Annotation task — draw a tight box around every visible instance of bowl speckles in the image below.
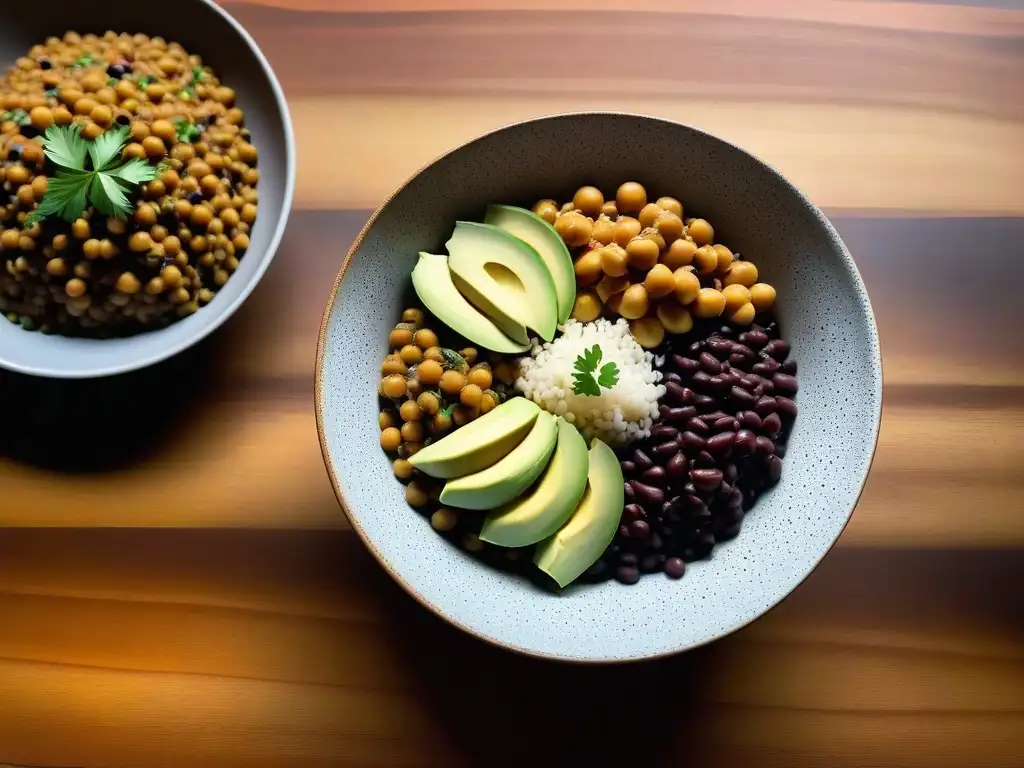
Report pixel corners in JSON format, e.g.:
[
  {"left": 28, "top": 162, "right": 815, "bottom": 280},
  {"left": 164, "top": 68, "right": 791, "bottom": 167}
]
[
  {"left": 0, "top": 1, "right": 295, "bottom": 378},
  {"left": 315, "top": 113, "right": 882, "bottom": 662}
]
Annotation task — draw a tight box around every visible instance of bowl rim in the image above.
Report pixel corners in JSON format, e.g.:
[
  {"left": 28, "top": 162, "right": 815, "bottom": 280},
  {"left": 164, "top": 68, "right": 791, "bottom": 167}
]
[
  {"left": 314, "top": 111, "right": 884, "bottom": 663},
  {"left": 0, "top": 0, "right": 297, "bottom": 379}
]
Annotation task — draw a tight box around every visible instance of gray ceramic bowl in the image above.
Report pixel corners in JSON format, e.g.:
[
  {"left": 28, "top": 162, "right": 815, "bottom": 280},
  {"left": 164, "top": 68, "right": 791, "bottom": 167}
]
[
  {"left": 0, "top": 1, "right": 294, "bottom": 378},
  {"left": 316, "top": 113, "right": 882, "bottom": 662}
]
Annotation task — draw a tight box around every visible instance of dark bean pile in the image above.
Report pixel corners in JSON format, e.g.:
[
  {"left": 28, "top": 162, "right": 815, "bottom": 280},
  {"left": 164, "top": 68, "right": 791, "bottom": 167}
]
[{"left": 581, "top": 317, "right": 799, "bottom": 585}]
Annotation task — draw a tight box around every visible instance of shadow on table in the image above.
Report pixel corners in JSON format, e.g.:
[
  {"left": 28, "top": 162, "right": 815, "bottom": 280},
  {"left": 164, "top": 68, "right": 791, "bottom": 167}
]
[{"left": 0, "top": 333, "right": 221, "bottom": 473}]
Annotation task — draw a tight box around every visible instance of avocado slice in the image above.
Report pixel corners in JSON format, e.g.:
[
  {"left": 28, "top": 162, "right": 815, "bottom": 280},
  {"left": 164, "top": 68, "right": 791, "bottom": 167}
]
[
  {"left": 440, "top": 411, "right": 558, "bottom": 511},
  {"left": 411, "top": 252, "right": 530, "bottom": 355},
  {"left": 409, "top": 398, "right": 539, "bottom": 480},
  {"left": 534, "top": 439, "right": 625, "bottom": 588},
  {"left": 479, "top": 418, "right": 589, "bottom": 547},
  {"left": 446, "top": 221, "right": 558, "bottom": 343},
  {"left": 484, "top": 205, "right": 576, "bottom": 325}
]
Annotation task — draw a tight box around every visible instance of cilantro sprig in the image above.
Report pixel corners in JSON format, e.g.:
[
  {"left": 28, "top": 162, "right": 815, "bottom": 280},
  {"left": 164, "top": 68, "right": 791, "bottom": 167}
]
[
  {"left": 173, "top": 117, "right": 202, "bottom": 144},
  {"left": 571, "top": 345, "right": 619, "bottom": 397},
  {"left": 25, "top": 124, "right": 159, "bottom": 227},
  {"left": 179, "top": 65, "right": 205, "bottom": 99}
]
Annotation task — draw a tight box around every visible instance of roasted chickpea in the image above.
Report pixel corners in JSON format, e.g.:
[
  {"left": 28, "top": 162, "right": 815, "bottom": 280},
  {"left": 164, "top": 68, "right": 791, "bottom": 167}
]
[
  {"left": 619, "top": 284, "right": 650, "bottom": 320},
  {"left": 401, "top": 420, "right": 425, "bottom": 443},
  {"left": 654, "top": 196, "right": 683, "bottom": 218},
  {"left": 413, "top": 328, "right": 438, "bottom": 349},
  {"left": 399, "top": 400, "right": 423, "bottom": 422},
  {"left": 571, "top": 291, "right": 602, "bottom": 322},
  {"left": 380, "top": 427, "right": 402, "bottom": 452},
  {"left": 687, "top": 218, "right": 714, "bottom": 246},
  {"left": 460, "top": 384, "right": 483, "bottom": 409},
  {"left": 724, "top": 260, "right": 758, "bottom": 287},
  {"left": 554, "top": 211, "right": 593, "bottom": 247},
  {"left": 692, "top": 245, "right": 718, "bottom": 275},
  {"left": 673, "top": 268, "right": 700, "bottom": 305},
  {"left": 381, "top": 354, "right": 407, "bottom": 376},
  {"left": 572, "top": 186, "right": 604, "bottom": 218},
  {"left": 749, "top": 283, "right": 776, "bottom": 312},
  {"left": 662, "top": 238, "right": 696, "bottom": 271},
  {"left": 600, "top": 200, "right": 618, "bottom": 218},
  {"left": 431, "top": 507, "right": 458, "bottom": 532},
  {"left": 729, "top": 302, "right": 756, "bottom": 326},
  {"left": 631, "top": 316, "right": 665, "bottom": 349},
  {"left": 399, "top": 344, "right": 423, "bottom": 365},
  {"left": 468, "top": 365, "right": 492, "bottom": 389},
  {"left": 416, "top": 359, "right": 443, "bottom": 386},
  {"left": 440, "top": 370, "right": 466, "bottom": 396},
  {"left": 615, "top": 181, "right": 647, "bottom": 216},
  {"left": 654, "top": 211, "right": 684, "bottom": 244},
  {"left": 598, "top": 244, "right": 628, "bottom": 277},
  {"left": 612, "top": 216, "right": 642, "bottom": 247},
  {"left": 656, "top": 299, "right": 694, "bottom": 334},
  {"left": 713, "top": 244, "right": 734, "bottom": 272},
  {"left": 531, "top": 199, "right": 559, "bottom": 224},
  {"left": 592, "top": 216, "right": 615, "bottom": 245},
  {"left": 638, "top": 202, "right": 663, "bottom": 229},
  {"left": 595, "top": 274, "right": 630, "bottom": 303},
  {"left": 379, "top": 411, "right": 395, "bottom": 430},
  {"left": 643, "top": 264, "right": 675, "bottom": 298},
  {"left": 625, "top": 237, "right": 659, "bottom": 271},
  {"left": 722, "top": 283, "right": 751, "bottom": 314},
  {"left": 692, "top": 288, "right": 726, "bottom": 318},
  {"left": 574, "top": 248, "right": 603, "bottom": 286}
]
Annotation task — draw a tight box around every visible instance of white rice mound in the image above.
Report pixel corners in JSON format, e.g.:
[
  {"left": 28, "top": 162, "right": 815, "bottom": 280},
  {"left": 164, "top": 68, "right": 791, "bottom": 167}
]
[{"left": 516, "top": 318, "right": 666, "bottom": 446}]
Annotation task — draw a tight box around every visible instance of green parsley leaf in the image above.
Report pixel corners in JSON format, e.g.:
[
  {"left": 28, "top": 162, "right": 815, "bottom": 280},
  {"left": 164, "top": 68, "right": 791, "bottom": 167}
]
[
  {"left": 570, "top": 344, "right": 618, "bottom": 397},
  {"left": 87, "top": 124, "right": 130, "bottom": 171},
  {"left": 137, "top": 75, "right": 154, "bottom": 88},
  {"left": 71, "top": 54, "right": 94, "bottom": 69},
  {"left": 25, "top": 170, "right": 91, "bottom": 226},
  {"left": 172, "top": 117, "right": 202, "bottom": 144},
  {"left": 597, "top": 361, "right": 619, "bottom": 389},
  {"left": 41, "top": 123, "right": 88, "bottom": 170},
  {"left": 106, "top": 157, "right": 159, "bottom": 186}
]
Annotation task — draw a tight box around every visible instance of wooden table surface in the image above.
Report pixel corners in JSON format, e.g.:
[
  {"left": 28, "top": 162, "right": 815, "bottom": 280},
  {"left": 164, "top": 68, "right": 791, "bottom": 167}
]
[{"left": 1, "top": 2, "right": 1022, "bottom": 766}]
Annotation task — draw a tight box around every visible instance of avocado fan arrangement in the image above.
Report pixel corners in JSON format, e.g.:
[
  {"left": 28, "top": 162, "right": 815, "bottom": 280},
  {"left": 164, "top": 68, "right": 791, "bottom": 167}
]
[{"left": 378, "top": 182, "right": 797, "bottom": 589}]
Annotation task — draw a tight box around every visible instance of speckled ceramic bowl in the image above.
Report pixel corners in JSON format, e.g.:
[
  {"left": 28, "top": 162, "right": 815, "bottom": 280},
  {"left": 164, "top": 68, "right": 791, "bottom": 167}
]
[
  {"left": 0, "top": 1, "right": 294, "bottom": 378},
  {"left": 315, "top": 113, "right": 882, "bottom": 662}
]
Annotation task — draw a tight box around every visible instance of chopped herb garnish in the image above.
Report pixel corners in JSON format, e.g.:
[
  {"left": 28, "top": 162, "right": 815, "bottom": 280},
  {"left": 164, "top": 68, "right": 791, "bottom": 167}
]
[
  {"left": 571, "top": 344, "right": 619, "bottom": 397},
  {"left": 172, "top": 117, "right": 202, "bottom": 144},
  {"left": 107, "top": 77, "right": 118, "bottom": 87},
  {"left": 137, "top": 75, "right": 154, "bottom": 89},
  {"left": 71, "top": 53, "right": 94, "bottom": 69},
  {"left": 44, "top": 87, "right": 59, "bottom": 100},
  {"left": 1, "top": 109, "right": 31, "bottom": 127},
  {"left": 439, "top": 347, "right": 468, "bottom": 372},
  {"left": 25, "top": 123, "right": 159, "bottom": 228},
  {"left": 180, "top": 66, "right": 206, "bottom": 99}
]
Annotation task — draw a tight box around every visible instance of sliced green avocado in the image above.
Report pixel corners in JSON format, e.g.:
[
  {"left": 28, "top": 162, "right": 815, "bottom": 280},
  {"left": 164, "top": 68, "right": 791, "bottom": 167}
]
[
  {"left": 409, "top": 398, "right": 539, "bottom": 480},
  {"left": 484, "top": 205, "right": 576, "bottom": 325},
  {"left": 446, "top": 221, "right": 557, "bottom": 343},
  {"left": 411, "top": 252, "right": 530, "bottom": 355},
  {"left": 534, "top": 439, "right": 625, "bottom": 588},
  {"left": 479, "top": 418, "right": 589, "bottom": 547},
  {"left": 440, "top": 411, "right": 558, "bottom": 511}
]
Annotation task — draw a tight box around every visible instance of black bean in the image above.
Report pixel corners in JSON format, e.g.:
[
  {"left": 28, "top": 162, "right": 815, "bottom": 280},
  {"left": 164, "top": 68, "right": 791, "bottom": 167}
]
[
  {"left": 702, "top": 410, "right": 728, "bottom": 423},
  {"left": 728, "top": 486, "right": 743, "bottom": 508},
  {"left": 620, "top": 460, "right": 636, "bottom": 475},
  {"left": 739, "top": 410, "right": 763, "bottom": 430},
  {"left": 615, "top": 564, "right": 641, "bottom": 584},
  {"left": 680, "top": 431, "right": 707, "bottom": 454},
  {"left": 773, "top": 373, "right": 799, "bottom": 395},
  {"left": 652, "top": 440, "right": 680, "bottom": 458},
  {"left": 777, "top": 396, "right": 798, "bottom": 420},
  {"left": 664, "top": 381, "right": 690, "bottom": 404},
  {"left": 633, "top": 483, "right": 665, "bottom": 506},
  {"left": 763, "top": 339, "right": 790, "bottom": 361},
  {"left": 774, "top": 442, "right": 787, "bottom": 458},
  {"left": 724, "top": 462, "right": 738, "bottom": 484},
  {"left": 767, "top": 454, "right": 783, "bottom": 484},
  {"left": 755, "top": 436, "right": 775, "bottom": 455},
  {"left": 658, "top": 404, "right": 672, "bottom": 420},
  {"left": 690, "top": 529, "right": 716, "bottom": 559},
  {"left": 685, "top": 417, "right": 709, "bottom": 435},
  {"left": 718, "top": 325, "right": 736, "bottom": 337},
  {"left": 694, "top": 450, "right": 717, "bottom": 468},
  {"left": 666, "top": 451, "right": 688, "bottom": 478},
  {"left": 694, "top": 394, "right": 717, "bottom": 412},
  {"left": 667, "top": 405, "right": 698, "bottom": 423},
  {"left": 690, "top": 371, "right": 711, "bottom": 390},
  {"left": 650, "top": 532, "right": 664, "bottom": 551},
  {"left": 727, "top": 353, "right": 749, "bottom": 369},
  {"left": 762, "top": 412, "right": 783, "bottom": 438},
  {"left": 706, "top": 337, "right": 732, "bottom": 359},
  {"left": 664, "top": 557, "right": 686, "bottom": 579},
  {"left": 630, "top": 519, "right": 651, "bottom": 538},
  {"left": 581, "top": 559, "right": 611, "bottom": 582},
  {"left": 650, "top": 425, "right": 679, "bottom": 441},
  {"left": 619, "top": 552, "right": 639, "bottom": 566},
  {"left": 739, "top": 329, "right": 769, "bottom": 348},
  {"left": 670, "top": 354, "right": 700, "bottom": 375},
  {"left": 734, "top": 429, "right": 756, "bottom": 455},
  {"left": 755, "top": 396, "right": 778, "bottom": 415},
  {"left": 707, "top": 375, "right": 728, "bottom": 392},
  {"left": 752, "top": 358, "right": 780, "bottom": 376},
  {"left": 739, "top": 374, "right": 761, "bottom": 391},
  {"left": 618, "top": 523, "right": 631, "bottom": 539},
  {"left": 714, "top": 521, "right": 742, "bottom": 542},
  {"left": 731, "top": 386, "right": 756, "bottom": 408},
  {"left": 707, "top": 431, "right": 735, "bottom": 457},
  {"left": 760, "top": 378, "right": 775, "bottom": 394},
  {"left": 732, "top": 343, "right": 755, "bottom": 359},
  {"left": 781, "top": 358, "right": 797, "bottom": 375},
  {"left": 633, "top": 449, "right": 654, "bottom": 470},
  {"left": 691, "top": 468, "right": 723, "bottom": 491},
  {"left": 624, "top": 481, "right": 634, "bottom": 500},
  {"left": 688, "top": 341, "right": 704, "bottom": 354},
  {"left": 640, "top": 553, "right": 665, "bottom": 573},
  {"left": 712, "top": 415, "right": 736, "bottom": 431},
  {"left": 683, "top": 493, "right": 705, "bottom": 511},
  {"left": 699, "top": 352, "right": 723, "bottom": 374},
  {"left": 663, "top": 372, "right": 682, "bottom": 384},
  {"left": 623, "top": 503, "right": 645, "bottom": 521},
  {"left": 643, "top": 466, "right": 667, "bottom": 485}
]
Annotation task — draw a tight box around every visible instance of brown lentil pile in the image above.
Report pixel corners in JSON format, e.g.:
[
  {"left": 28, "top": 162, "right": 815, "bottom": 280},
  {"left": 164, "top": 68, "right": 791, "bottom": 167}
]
[
  {"left": 0, "top": 31, "right": 259, "bottom": 336},
  {"left": 534, "top": 182, "right": 777, "bottom": 350}
]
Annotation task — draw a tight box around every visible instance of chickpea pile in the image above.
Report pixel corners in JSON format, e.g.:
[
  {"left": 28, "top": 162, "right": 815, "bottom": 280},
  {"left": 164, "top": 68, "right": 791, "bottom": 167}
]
[
  {"left": 0, "top": 31, "right": 259, "bottom": 337},
  {"left": 378, "top": 307, "right": 518, "bottom": 530},
  {"left": 533, "top": 182, "right": 777, "bottom": 349}
]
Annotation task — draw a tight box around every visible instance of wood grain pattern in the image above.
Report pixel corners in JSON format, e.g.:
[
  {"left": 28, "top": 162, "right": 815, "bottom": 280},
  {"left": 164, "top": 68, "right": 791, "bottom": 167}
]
[{"left": 2, "top": 1, "right": 1022, "bottom": 766}]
